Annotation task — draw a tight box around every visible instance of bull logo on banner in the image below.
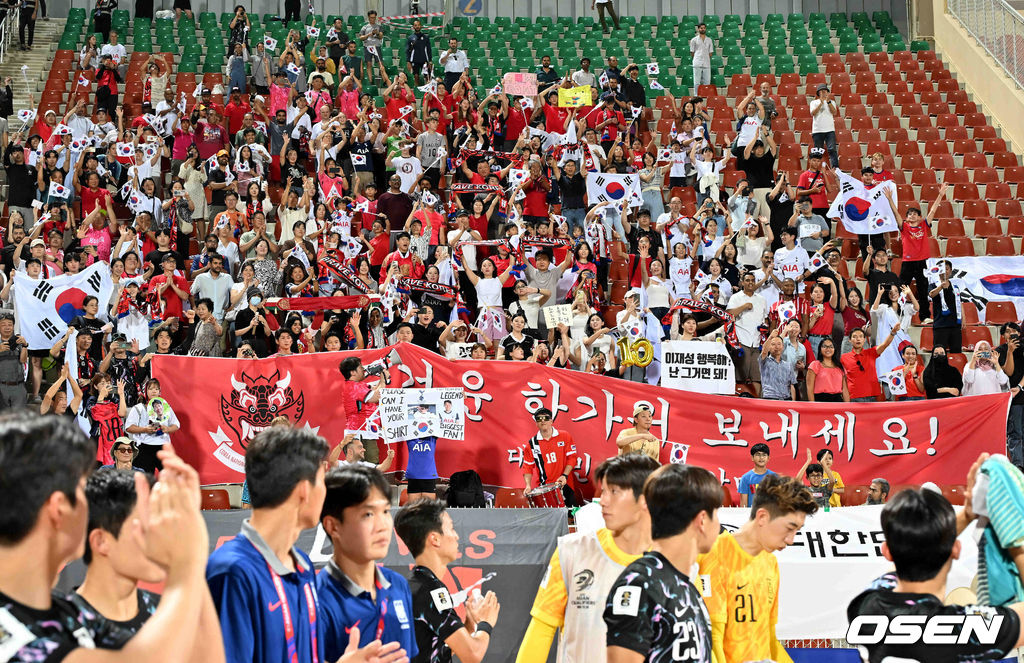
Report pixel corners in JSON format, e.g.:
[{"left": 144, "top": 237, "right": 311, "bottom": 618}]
[{"left": 209, "top": 371, "right": 306, "bottom": 472}]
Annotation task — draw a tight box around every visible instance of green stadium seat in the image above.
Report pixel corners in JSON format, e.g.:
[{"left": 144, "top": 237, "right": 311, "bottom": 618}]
[
  {"left": 774, "top": 58, "right": 795, "bottom": 75},
  {"left": 887, "top": 40, "right": 907, "bottom": 52},
  {"left": 702, "top": 15, "right": 719, "bottom": 26},
  {"left": 749, "top": 59, "right": 771, "bottom": 76}
]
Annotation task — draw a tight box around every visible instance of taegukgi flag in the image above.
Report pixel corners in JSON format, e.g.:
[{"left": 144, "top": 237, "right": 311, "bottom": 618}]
[
  {"left": 12, "top": 262, "right": 114, "bottom": 349},
  {"left": 827, "top": 169, "right": 899, "bottom": 235}
]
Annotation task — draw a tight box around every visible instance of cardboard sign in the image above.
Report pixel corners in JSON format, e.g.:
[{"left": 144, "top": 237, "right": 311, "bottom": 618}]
[
  {"left": 542, "top": 304, "right": 573, "bottom": 329},
  {"left": 379, "top": 387, "right": 466, "bottom": 442},
  {"left": 501, "top": 72, "right": 537, "bottom": 97}
]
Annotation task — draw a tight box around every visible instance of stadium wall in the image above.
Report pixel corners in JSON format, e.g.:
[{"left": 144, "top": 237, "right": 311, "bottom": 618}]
[{"left": 927, "top": 0, "right": 1024, "bottom": 154}]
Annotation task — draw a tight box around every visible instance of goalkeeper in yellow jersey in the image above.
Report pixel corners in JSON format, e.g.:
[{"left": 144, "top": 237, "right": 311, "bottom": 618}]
[
  {"left": 515, "top": 453, "right": 659, "bottom": 663},
  {"left": 697, "top": 474, "right": 818, "bottom": 663}
]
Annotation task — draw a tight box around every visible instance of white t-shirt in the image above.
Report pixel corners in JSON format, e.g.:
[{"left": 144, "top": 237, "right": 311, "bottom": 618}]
[
  {"left": 727, "top": 291, "right": 768, "bottom": 347},
  {"left": 736, "top": 115, "right": 762, "bottom": 147},
  {"left": 668, "top": 150, "right": 688, "bottom": 177},
  {"left": 447, "top": 229, "right": 477, "bottom": 272},
  {"left": 810, "top": 99, "right": 836, "bottom": 134},
  {"left": 753, "top": 268, "right": 781, "bottom": 307},
  {"left": 774, "top": 245, "right": 810, "bottom": 292},
  {"left": 126, "top": 402, "right": 179, "bottom": 447},
  {"left": 100, "top": 43, "right": 127, "bottom": 65},
  {"left": 391, "top": 155, "right": 423, "bottom": 193},
  {"left": 669, "top": 255, "right": 693, "bottom": 298}
]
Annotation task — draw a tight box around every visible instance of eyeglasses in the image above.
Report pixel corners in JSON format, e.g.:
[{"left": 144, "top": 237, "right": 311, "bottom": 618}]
[
  {"left": 535, "top": 415, "right": 552, "bottom": 422},
  {"left": 855, "top": 359, "right": 865, "bottom": 372},
  {"left": 115, "top": 446, "right": 133, "bottom": 454}
]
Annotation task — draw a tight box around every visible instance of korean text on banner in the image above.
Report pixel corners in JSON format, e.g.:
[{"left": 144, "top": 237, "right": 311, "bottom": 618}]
[
  {"left": 558, "top": 85, "right": 591, "bottom": 108},
  {"left": 542, "top": 304, "right": 573, "bottom": 329},
  {"left": 660, "top": 340, "right": 736, "bottom": 395},
  {"left": 501, "top": 72, "right": 538, "bottom": 97},
  {"left": 153, "top": 346, "right": 1009, "bottom": 491}
]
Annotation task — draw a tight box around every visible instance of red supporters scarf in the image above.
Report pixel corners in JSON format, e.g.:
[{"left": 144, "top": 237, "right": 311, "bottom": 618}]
[
  {"left": 662, "top": 299, "right": 742, "bottom": 349},
  {"left": 400, "top": 279, "right": 457, "bottom": 299},
  {"left": 320, "top": 254, "right": 372, "bottom": 294}
]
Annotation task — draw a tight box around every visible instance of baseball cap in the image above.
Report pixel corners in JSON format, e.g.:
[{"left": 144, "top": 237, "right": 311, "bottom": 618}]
[
  {"left": 217, "top": 149, "right": 229, "bottom": 157},
  {"left": 202, "top": 87, "right": 212, "bottom": 94},
  {"left": 632, "top": 404, "right": 651, "bottom": 417},
  {"left": 29, "top": 238, "right": 45, "bottom": 248},
  {"left": 231, "top": 86, "right": 241, "bottom": 93}
]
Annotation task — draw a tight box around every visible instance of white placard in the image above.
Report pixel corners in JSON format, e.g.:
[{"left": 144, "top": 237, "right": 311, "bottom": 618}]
[
  {"left": 660, "top": 340, "right": 735, "bottom": 395},
  {"left": 542, "top": 304, "right": 573, "bottom": 329},
  {"left": 379, "top": 388, "right": 465, "bottom": 443}
]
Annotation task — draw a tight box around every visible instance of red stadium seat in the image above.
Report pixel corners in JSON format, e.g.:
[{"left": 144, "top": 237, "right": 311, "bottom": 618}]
[
  {"left": 900, "top": 153, "right": 925, "bottom": 170},
  {"left": 986, "top": 301, "right": 1019, "bottom": 325},
  {"left": 983, "top": 137, "right": 1008, "bottom": 153},
  {"left": 995, "top": 199, "right": 1024, "bottom": 217},
  {"left": 896, "top": 140, "right": 921, "bottom": 157},
  {"left": 201, "top": 489, "right": 231, "bottom": 510},
  {"left": 963, "top": 326, "right": 994, "bottom": 350},
  {"left": 929, "top": 153, "right": 955, "bottom": 171},
  {"left": 911, "top": 169, "right": 936, "bottom": 185},
  {"left": 944, "top": 237, "right": 975, "bottom": 257},
  {"left": 844, "top": 485, "right": 870, "bottom": 506},
  {"left": 494, "top": 488, "right": 530, "bottom": 508},
  {"left": 936, "top": 219, "right": 965, "bottom": 237},
  {"left": 1003, "top": 166, "right": 1024, "bottom": 184},
  {"left": 972, "top": 218, "right": 1003, "bottom": 237},
  {"left": 985, "top": 182, "right": 1012, "bottom": 201},
  {"left": 947, "top": 353, "right": 968, "bottom": 372},
  {"left": 963, "top": 112, "right": 987, "bottom": 128},
  {"left": 952, "top": 183, "right": 980, "bottom": 201},
  {"left": 943, "top": 168, "right": 970, "bottom": 184},
  {"left": 952, "top": 139, "right": 979, "bottom": 156},
  {"left": 942, "top": 484, "right": 968, "bottom": 506},
  {"left": 985, "top": 237, "right": 1016, "bottom": 256},
  {"left": 961, "top": 152, "right": 989, "bottom": 170},
  {"left": 1008, "top": 217, "right": 1024, "bottom": 236},
  {"left": 919, "top": 326, "right": 934, "bottom": 351},
  {"left": 944, "top": 125, "right": 969, "bottom": 141},
  {"left": 973, "top": 125, "right": 998, "bottom": 140},
  {"left": 961, "top": 200, "right": 991, "bottom": 219}
]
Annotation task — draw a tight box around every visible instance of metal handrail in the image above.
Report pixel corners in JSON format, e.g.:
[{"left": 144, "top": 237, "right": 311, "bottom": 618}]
[
  {"left": 0, "top": 5, "right": 17, "bottom": 64},
  {"left": 948, "top": 0, "right": 1024, "bottom": 89}
]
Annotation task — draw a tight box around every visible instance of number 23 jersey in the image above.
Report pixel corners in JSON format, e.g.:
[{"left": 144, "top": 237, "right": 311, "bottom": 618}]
[{"left": 603, "top": 551, "right": 712, "bottom": 662}]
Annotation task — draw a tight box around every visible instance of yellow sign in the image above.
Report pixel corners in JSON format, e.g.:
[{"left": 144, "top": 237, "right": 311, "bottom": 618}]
[{"left": 557, "top": 85, "right": 591, "bottom": 108}]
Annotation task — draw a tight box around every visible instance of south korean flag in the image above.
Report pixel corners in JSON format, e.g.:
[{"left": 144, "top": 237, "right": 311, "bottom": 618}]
[
  {"left": 586, "top": 172, "right": 639, "bottom": 205},
  {"left": 12, "top": 262, "right": 114, "bottom": 350},
  {"left": 885, "top": 368, "right": 907, "bottom": 396},
  {"left": 669, "top": 442, "right": 690, "bottom": 464}
]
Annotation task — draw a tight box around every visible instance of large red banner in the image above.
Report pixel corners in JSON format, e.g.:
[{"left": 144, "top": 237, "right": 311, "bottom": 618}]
[{"left": 153, "top": 344, "right": 1009, "bottom": 495}]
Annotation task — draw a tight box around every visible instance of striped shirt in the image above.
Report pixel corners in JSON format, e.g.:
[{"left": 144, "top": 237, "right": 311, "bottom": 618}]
[{"left": 758, "top": 355, "right": 796, "bottom": 400}]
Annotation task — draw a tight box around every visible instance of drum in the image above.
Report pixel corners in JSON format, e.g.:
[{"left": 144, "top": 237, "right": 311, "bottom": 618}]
[{"left": 526, "top": 483, "right": 566, "bottom": 508}]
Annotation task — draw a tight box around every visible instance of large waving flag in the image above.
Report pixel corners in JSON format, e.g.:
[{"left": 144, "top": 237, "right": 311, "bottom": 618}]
[
  {"left": 827, "top": 169, "right": 899, "bottom": 235},
  {"left": 586, "top": 172, "right": 640, "bottom": 206},
  {"left": 13, "top": 262, "right": 114, "bottom": 349}
]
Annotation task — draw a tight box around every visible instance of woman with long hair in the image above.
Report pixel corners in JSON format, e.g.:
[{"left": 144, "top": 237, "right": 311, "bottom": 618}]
[
  {"left": 807, "top": 337, "right": 848, "bottom": 402},
  {"left": 465, "top": 257, "right": 514, "bottom": 342}
]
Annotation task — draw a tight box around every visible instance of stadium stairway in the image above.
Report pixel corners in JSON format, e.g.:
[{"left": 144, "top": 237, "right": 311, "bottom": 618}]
[{"left": 0, "top": 19, "right": 67, "bottom": 118}]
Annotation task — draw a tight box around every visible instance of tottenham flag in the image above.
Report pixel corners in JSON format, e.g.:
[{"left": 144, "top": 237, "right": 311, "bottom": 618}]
[
  {"left": 13, "top": 263, "right": 114, "bottom": 349},
  {"left": 586, "top": 172, "right": 641, "bottom": 206},
  {"left": 827, "top": 170, "right": 899, "bottom": 235}
]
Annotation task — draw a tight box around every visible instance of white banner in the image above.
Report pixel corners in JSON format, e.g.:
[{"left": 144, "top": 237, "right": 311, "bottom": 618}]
[
  {"left": 660, "top": 340, "right": 735, "bottom": 395},
  {"left": 12, "top": 263, "right": 113, "bottom": 350},
  {"left": 575, "top": 504, "right": 980, "bottom": 640},
  {"left": 378, "top": 387, "right": 465, "bottom": 443},
  {"left": 927, "top": 256, "right": 1024, "bottom": 322},
  {"left": 827, "top": 170, "right": 899, "bottom": 235},
  {"left": 585, "top": 172, "right": 640, "bottom": 206}
]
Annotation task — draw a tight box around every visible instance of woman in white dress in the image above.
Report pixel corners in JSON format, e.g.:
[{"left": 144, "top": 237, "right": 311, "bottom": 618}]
[
  {"left": 465, "top": 257, "right": 514, "bottom": 343},
  {"left": 871, "top": 283, "right": 918, "bottom": 381}
]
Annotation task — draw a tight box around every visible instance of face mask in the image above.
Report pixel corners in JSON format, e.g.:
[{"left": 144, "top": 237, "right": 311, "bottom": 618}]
[
  {"left": 934, "top": 354, "right": 948, "bottom": 364},
  {"left": 249, "top": 296, "right": 261, "bottom": 306}
]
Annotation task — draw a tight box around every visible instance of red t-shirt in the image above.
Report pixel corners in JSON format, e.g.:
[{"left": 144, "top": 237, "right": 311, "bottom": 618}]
[
  {"left": 840, "top": 347, "right": 882, "bottom": 399},
  {"left": 542, "top": 105, "right": 569, "bottom": 134},
  {"left": 224, "top": 100, "right": 252, "bottom": 135},
  {"left": 896, "top": 362, "right": 925, "bottom": 399},
  {"left": 797, "top": 169, "right": 829, "bottom": 209},
  {"left": 385, "top": 90, "right": 416, "bottom": 123},
  {"left": 368, "top": 233, "right": 390, "bottom": 265},
  {"left": 491, "top": 255, "right": 515, "bottom": 286},
  {"left": 505, "top": 107, "right": 530, "bottom": 143},
  {"left": 195, "top": 121, "right": 228, "bottom": 160},
  {"left": 149, "top": 274, "right": 189, "bottom": 320},
  {"left": 809, "top": 302, "right": 836, "bottom": 336},
  {"left": 524, "top": 429, "right": 578, "bottom": 485},
  {"left": 90, "top": 400, "right": 125, "bottom": 465},
  {"left": 413, "top": 209, "right": 445, "bottom": 245},
  {"left": 523, "top": 178, "right": 550, "bottom": 217},
  {"left": 627, "top": 254, "right": 653, "bottom": 288},
  {"left": 900, "top": 220, "right": 931, "bottom": 261},
  {"left": 596, "top": 108, "right": 625, "bottom": 142},
  {"left": 872, "top": 169, "right": 894, "bottom": 184},
  {"left": 342, "top": 379, "right": 373, "bottom": 431},
  {"left": 380, "top": 250, "right": 424, "bottom": 281},
  {"left": 80, "top": 187, "right": 111, "bottom": 217}
]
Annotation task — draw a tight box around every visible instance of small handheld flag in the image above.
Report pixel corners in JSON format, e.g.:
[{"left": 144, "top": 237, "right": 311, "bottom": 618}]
[
  {"left": 645, "top": 62, "right": 660, "bottom": 76},
  {"left": 263, "top": 35, "right": 278, "bottom": 50},
  {"left": 649, "top": 79, "right": 665, "bottom": 91}
]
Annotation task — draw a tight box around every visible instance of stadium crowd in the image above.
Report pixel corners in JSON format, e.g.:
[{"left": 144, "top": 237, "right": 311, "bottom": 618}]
[
  {"left": 3, "top": 7, "right": 1023, "bottom": 470},
  {"left": 2, "top": 5, "right": 1024, "bottom": 662}
]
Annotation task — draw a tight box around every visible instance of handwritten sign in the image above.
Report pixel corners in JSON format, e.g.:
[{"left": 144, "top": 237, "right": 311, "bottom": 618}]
[
  {"left": 502, "top": 72, "right": 538, "bottom": 97},
  {"left": 661, "top": 340, "right": 736, "bottom": 395},
  {"left": 542, "top": 304, "right": 573, "bottom": 329},
  {"left": 379, "top": 388, "right": 466, "bottom": 443}
]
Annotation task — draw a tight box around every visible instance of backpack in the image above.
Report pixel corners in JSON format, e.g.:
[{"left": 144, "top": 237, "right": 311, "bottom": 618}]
[{"left": 446, "top": 470, "right": 486, "bottom": 508}]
